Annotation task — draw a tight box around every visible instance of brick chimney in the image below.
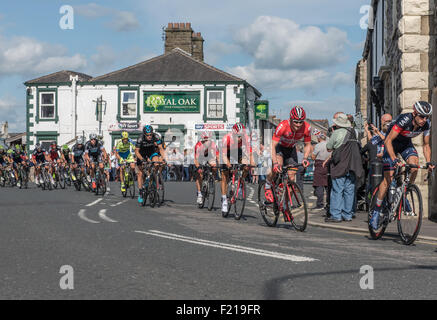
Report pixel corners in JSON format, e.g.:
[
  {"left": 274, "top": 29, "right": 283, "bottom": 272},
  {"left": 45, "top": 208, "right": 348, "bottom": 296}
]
[{"left": 164, "top": 22, "right": 204, "bottom": 61}]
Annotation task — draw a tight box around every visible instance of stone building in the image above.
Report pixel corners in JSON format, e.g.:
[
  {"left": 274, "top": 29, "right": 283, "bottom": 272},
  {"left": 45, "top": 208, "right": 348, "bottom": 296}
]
[{"left": 358, "top": 0, "right": 437, "bottom": 218}]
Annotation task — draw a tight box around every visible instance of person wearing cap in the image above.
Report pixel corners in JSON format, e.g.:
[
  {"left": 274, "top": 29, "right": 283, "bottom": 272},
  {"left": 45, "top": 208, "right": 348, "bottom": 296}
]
[
  {"left": 325, "top": 113, "right": 364, "bottom": 222},
  {"left": 311, "top": 130, "right": 331, "bottom": 211}
]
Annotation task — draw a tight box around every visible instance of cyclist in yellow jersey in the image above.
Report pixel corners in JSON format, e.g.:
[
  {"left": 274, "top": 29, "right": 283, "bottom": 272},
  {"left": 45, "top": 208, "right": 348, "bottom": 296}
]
[{"left": 115, "top": 131, "right": 136, "bottom": 192}]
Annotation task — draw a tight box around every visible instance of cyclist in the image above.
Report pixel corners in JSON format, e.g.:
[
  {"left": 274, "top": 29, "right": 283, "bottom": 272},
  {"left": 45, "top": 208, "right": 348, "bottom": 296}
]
[
  {"left": 220, "top": 123, "right": 255, "bottom": 214},
  {"left": 0, "top": 145, "right": 8, "bottom": 182},
  {"left": 70, "top": 137, "right": 87, "bottom": 181},
  {"left": 369, "top": 101, "right": 435, "bottom": 229},
  {"left": 10, "top": 146, "right": 28, "bottom": 187},
  {"left": 31, "top": 143, "right": 50, "bottom": 186},
  {"left": 194, "top": 131, "right": 219, "bottom": 205},
  {"left": 135, "top": 125, "right": 166, "bottom": 204},
  {"left": 115, "top": 131, "right": 136, "bottom": 193},
  {"left": 264, "top": 105, "right": 312, "bottom": 205},
  {"left": 84, "top": 133, "right": 108, "bottom": 190}
]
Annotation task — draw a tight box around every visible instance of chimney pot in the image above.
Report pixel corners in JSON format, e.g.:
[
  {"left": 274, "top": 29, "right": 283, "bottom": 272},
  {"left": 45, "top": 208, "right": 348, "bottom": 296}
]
[
  {"left": 168, "top": 23, "right": 173, "bottom": 28},
  {"left": 187, "top": 22, "right": 191, "bottom": 29},
  {"left": 174, "top": 23, "right": 179, "bottom": 29},
  {"left": 180, "top": 23, "right": 185, "bottom": 29}
]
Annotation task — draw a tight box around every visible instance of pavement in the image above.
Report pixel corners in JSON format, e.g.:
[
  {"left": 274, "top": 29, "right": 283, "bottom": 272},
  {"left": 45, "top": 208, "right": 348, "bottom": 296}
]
[
  {"left": 1, "top": 180, "right": 437, "bottom": 299},
  {"left": 301, "top": 187, "right": 437, "bottom": 244}
]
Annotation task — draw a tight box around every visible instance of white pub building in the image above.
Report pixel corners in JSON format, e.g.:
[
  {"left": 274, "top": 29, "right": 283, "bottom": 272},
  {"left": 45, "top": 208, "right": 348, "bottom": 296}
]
[{"left": 24, "top": 23, "right": 262, "bottom": 151}]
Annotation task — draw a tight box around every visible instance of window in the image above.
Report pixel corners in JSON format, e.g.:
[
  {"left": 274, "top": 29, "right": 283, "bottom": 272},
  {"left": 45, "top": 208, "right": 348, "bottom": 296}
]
[
  {"left": 121, "top": 91, "right": 137, "bottom": 118},
  {"left": 207, "top": 91, "right": 224, "bottom": 118},
  {"left": 40, "top": 93, "right": 55, "bottom": 119}
]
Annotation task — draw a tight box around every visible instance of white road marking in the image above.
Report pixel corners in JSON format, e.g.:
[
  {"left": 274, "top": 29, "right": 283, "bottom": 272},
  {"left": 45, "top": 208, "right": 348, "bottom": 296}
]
[
  {"left": 78, "top": 209, "right": 100, "bottom": 224},
  {"left": 98, "top": 209, "right": 118, "bottom": 223},
  {"left": 248, "top": 186, "right": 255, "bottom": 200},
  {"left": 86, "top": 198, "right": 103, "bottom": 207},
  {"left": 111, "top": 199, "right": 129, "bottom": 207},
  {"left": 135, "top": 230, "right": 317, "bottom": 262}
]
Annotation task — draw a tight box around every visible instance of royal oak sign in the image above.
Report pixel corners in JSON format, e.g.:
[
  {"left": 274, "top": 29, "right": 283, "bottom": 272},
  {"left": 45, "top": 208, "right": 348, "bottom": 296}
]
[{"left": 144, "top": 91, "right": 200, "bottom": 113}]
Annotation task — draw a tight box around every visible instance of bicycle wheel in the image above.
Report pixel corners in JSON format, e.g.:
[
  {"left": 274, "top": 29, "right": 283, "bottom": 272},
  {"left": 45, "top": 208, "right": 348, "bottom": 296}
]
[
  {"left": 234, "top": 178, "right": 246, "bottom": 220},
  {"left": 199, "top": 181, "right": 207, "bottom": 209},
  {"left": 100, "top": 173, "right": 107, "bottom": 196},
  {"left": 157, "top": 172, "right": 165, "bottom": 205},
  {"left": 258, "top": 180, "right": 279, "bottom": 227},
  {"left": 22, "top": 168, "right": 29, "bottom": 189},
  {"left": 44, "top": 171, "right": 53, "bottom": 190},
  {"left": 58, "top": 168, "right": 66, "bottom": 189},
  {"left": 207, "top": 175, "right": 215, "bottom": 211},
  {"left": 397, "top": 184, "right": 422, "bottom": 245},
  {"left": 65, "top": 168, "right": 72, "bottom": 187},
  {"left": 128, "top": 170, "right": 136, "bottom": 199},
  {"left": 0, "top": 171, "right": 5, "bottom": 187},
  {"left": 368, "top": 187, "right": 389, "bottom": 240},
  {"left": 223, "top": 181, "right": 234, "bottom": 218},
  {"left": 121, "top": 170, "right": 127, "bottom": 198},
  {"left": 287, "top": 182, "right": 308, "bottom": 232},
  {"left": 18, "top": 168, "right": 23, "bottom": 189}
]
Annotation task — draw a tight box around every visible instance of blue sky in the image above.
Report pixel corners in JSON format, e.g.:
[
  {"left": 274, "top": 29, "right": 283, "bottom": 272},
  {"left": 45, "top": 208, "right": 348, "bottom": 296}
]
[{"left": 0, "top": 0, "right": 370, "bottom": 131}]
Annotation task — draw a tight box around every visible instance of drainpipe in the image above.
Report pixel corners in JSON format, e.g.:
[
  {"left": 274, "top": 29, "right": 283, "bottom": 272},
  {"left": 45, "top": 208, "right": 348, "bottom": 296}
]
[{"left": 70, "top": 75, "right": 79, "bottom": 141}]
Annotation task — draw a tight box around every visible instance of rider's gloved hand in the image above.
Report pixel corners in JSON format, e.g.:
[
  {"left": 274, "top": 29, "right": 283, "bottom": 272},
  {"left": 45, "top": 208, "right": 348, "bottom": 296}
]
[
  {"left": 392, "top": 158, "right": 401, "bottom": 169},
  {"left": 302, "top": 159, "right": 310, "bottom": 168},
  {"left": 426, "top": 162, "right": 435, "bottom": 171},
  {"left": 273, "top": 163, "right": 282, "bottom": 173}
]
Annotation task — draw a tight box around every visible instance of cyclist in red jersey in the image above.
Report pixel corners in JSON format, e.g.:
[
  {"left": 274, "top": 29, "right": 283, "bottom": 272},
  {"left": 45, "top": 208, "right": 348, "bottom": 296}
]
[
  {"left": 264, "top": 106, "right": 312, "bottom": 203},
  {"left": 48, "top": 141, "right": 62, "bottom": 184},
  {"left": 220, "top": 123, "right": 255, "bottom": 214},
  {"left": 194, "top": 131, "right": 219, "bottom": 205}
]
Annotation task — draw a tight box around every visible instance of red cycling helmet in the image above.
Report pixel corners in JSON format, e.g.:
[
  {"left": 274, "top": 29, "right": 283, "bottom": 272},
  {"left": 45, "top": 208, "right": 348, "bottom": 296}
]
[
  {"left": 290, "top": 106, "right": 306, "bottom": 121},
  {"left": 232, "top": 123, "right": 245, "bottom": 134},
  {"left": 200, "top": 131, "right": 211, "bottom": 141}
]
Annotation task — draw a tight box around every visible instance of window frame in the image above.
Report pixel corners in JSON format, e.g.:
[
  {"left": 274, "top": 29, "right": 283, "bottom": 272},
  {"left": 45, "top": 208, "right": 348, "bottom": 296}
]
[
  {"left": 36, "top": 88, "right": 58, "bottom": 123},
  {"left": 117, "top": 86, "right": 140, "bottom": 122},
  {"left": 203, "top": 86, "right": 227, "bottom": 122}
]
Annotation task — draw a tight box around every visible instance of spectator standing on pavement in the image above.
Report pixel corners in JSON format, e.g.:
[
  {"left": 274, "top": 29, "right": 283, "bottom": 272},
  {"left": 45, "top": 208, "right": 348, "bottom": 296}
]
[
  {"left": 311, "top": 131, "right": 331, "bottom": 211},
  {"left": 110, "top": 147, "right": 117, "bottom": 182},
  {"left": 325, "top": 113, "right": 364, "bottom": 223}
]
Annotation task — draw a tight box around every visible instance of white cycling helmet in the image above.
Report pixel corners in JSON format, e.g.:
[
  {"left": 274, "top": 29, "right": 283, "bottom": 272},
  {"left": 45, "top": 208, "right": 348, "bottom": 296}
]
[{"left": 413, "top": 101, "right": 432, "bottom": 116}]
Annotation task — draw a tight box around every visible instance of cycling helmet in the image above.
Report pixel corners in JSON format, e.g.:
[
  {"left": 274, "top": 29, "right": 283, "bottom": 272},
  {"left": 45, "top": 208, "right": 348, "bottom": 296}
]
[
  {"left": 143, "top": 125, "right": 153, "bottom": 134},
  {"left": 121, "top": 131, "right": 129, "bottom": 139},
  {"left": 290, "top": 105, "right": 306, "bottom": 121},
  {"left": 0, "top": 145, "right": 4, "bottom": 151},
  {"left": 62, "top": 144, "right": 69, "bottom": 151},
  {"left": 313, "top": 128, "right": 321, "bottom": 136},
  {"left": 35, "top": 143, "right": 41, "bottom": 150},
  {"left": 200, "top": 131, "right": 211, "bottom": 141},
  {"left": 413, "top": 101, "right": 432, "bottom": 116},
  {"left": 50, "top": 141, "right": 57, "bottom": 149},
  {"left": 77, "top": 137, "right": 85, "bottom": 145},
  {"left": 232, "top": 123, "right": 245, "bottom": 134},
  {"left": 89, "top": 133, "right": 97, "bottom": 140}
]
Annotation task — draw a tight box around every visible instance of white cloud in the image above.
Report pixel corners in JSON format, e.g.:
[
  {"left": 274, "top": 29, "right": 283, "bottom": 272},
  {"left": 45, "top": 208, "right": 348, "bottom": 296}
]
[
  {"left": 0, "top": 97, "right": 25, "bottom": 132},
  {"left": 0, "top": 35, "right": 87, "bottom": 77},
  {"left": 228, "top": 63, "right": 352, "bottom": 94},
  {"left": 75, "top": 3, "right": 140, "bottom": 32},
  {"left": 235, "top": 16, "right": 348, "bottom": 71},
  {"left": 276, "top": 97, "right": 355, "bottom": 121}
]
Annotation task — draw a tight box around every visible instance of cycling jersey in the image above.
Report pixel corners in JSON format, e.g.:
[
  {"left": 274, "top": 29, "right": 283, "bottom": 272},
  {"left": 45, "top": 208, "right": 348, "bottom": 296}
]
[
  {"left": 48, "top": 147, "right": 61, "bottom": 161},
  {"left": 387, "top": 113, "right": 431, "bottom": 145},
  {"left": 116, "top": 140, "right": 135, "bottom": 163},
  {"left": 273, "top": 120, "right": 312, "bottom": 148},
  {"left": 221, "top": 133, "right": 252, "bottom": 155},
  {"left": 32, "top": 149, "right": 47, "bottom": 163},
  {"left": 85, "top": 141, "right": 103, "bottom": 157},
  {"left": 382, "top": 113, "right": 431, "bottom": 171},
  {"left": 71, "top": 144, "right": 86, "bottom": 164},
  {"left": 11, "top": 151, "right": 26, "bottom": 164},
  {"left": 0, "top": 152, "right": 6, "bottom": 165},
  {"left": 194, "top": 140, "right": 218, "bottom": 162},
  {"left": 136, "top": 133, "right": 162, "bottom": 161}
]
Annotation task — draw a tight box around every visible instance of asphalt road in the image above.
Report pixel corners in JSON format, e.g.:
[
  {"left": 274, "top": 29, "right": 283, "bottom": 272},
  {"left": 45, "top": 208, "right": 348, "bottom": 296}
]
[{"left": 1, "top": 181, "right": 437, "bottom": 300}]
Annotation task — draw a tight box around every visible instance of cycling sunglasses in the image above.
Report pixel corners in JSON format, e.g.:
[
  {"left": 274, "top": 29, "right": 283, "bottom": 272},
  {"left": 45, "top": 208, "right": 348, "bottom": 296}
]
[
  {"left": 293, "top": 120, "right": 304, "bottom": 124},
  {"left": 417, "top": 114, "right": 430, "bottom": 120}
]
